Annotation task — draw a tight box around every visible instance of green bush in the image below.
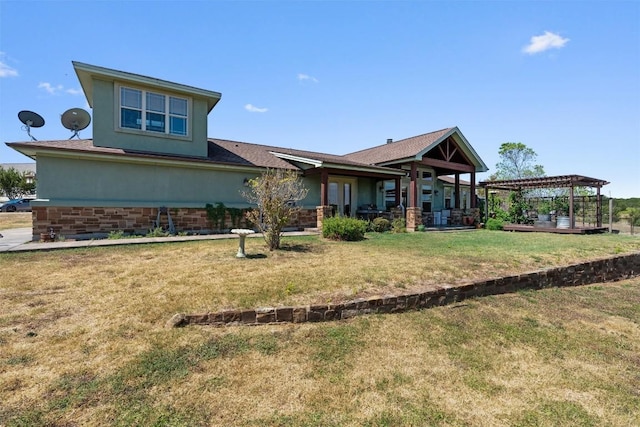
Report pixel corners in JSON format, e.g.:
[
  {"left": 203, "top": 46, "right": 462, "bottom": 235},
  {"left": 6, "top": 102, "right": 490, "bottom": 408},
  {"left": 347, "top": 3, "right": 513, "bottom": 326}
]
[
  {"left": 322, "top": 216, "right": 367, "bottom": 241},
  {"left": 146, "top": 227, "right": 170, "bottom": 237},
  {"left": 371, "top": 217, "right": 391, "bottom": 232},
  {"left": 391, "top": 218, "right": 406, "bottom": 233},
  {"left": 108, "top": 230, "right": 125, "bottom": 240},
  {"left": 485, "top": 218, "right": 505, "bottom": 231}
]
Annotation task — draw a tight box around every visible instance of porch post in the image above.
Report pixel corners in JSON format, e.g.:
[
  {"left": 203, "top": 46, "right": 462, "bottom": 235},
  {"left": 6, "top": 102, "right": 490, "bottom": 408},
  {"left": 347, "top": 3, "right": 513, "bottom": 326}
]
[
  {"left": 454, "top": 174, "right": 460, "bottom": 209},
  {"left": 470, "top": 172, "right": 476, "bottom": 208},
  {"left": 569, "top": 185, "right": 575, "bottom": 229},
  {"left": 406, "top": 163, "right": 421, "bottom": 232},
  {"left": 596, "top": 187, "right": 602, "bottom": 227},
  {"left": 395, "top": 177, "right": 401, "bottom": 207},
  {"left": 320, "top": 169, "right": 328, "bottom": 206},
  {"left": 484, "top": 186, "right": 489, "bottom": 223},
  {"left": 410, "top": 162, "right": 417, "bottom": 208}
]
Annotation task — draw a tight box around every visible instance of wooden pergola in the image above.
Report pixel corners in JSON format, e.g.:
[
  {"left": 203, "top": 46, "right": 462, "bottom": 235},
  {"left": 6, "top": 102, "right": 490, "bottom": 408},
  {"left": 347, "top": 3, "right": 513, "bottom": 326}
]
[{"left": 479, "top": 175, "right": 610, "bottom": 231}]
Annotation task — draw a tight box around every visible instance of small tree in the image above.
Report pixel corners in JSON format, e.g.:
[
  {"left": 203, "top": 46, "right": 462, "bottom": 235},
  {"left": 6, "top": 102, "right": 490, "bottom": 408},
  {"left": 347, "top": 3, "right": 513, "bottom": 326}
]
[
  {"left": 619, "top": 207, "right": 640, "bottom": 235},
  {"left": 0, "top": 167, "right": 31, "bottom": 199},
  {"left": 242, "top": 169, "right": 308, "bottom": 251}
]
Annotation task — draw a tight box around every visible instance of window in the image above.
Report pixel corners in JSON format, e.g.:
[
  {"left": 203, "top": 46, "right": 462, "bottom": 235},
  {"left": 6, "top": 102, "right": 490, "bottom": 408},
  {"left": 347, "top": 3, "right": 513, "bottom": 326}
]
[
  {"left": 444, "top": 187, "right": 453, "bottom": 209},
  {"left": 119, "top": 86, "right": 189, "bottom": 136},
  {"left": 421, "top": 184, "right": 432, "bottom": 212}
]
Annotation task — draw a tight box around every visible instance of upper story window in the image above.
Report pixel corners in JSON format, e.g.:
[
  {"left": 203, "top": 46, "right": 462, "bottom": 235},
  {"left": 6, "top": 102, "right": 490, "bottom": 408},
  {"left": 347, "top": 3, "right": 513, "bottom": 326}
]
[{"left": 119, "top": 87, "right": 189, "bottom": 136}]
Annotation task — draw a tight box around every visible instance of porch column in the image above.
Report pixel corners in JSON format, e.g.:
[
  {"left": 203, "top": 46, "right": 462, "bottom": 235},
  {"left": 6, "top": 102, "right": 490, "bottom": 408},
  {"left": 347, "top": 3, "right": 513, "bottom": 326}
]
[
  {"left": 454, "top": 174, "right": 460, "bottom": 209},
  {"left": 484, "top": 186, "right": 489, "bottom": 223},
  {"left": 395, "top": 177, "right": 401, "bottom": 207},
  {"left": 596, "top": 187, "right": 602, "bottom": 227},
  {"left": 320, "top": 169, "right": 328, "bottom": 206},
  {"left": 410, "top": 162, "right": 418, "bottom": 208},
  {"left": 569, "top": 186, "right": 575, "bottom": 229},
  {"left": 406, "top": 207, "right": 422, "bottom": 232},
  {"left": 470, "top": 172, "right": 476, "bottom": 208},
  {"left": 316, "top": 205, "right": 333, "bottom": 229}
]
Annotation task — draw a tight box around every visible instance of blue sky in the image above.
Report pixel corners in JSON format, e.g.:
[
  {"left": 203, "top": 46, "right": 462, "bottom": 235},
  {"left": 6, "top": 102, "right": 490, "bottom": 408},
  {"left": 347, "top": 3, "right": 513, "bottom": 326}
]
[{"left": 1, "top": 1, "right": 638, "bottom": 197}]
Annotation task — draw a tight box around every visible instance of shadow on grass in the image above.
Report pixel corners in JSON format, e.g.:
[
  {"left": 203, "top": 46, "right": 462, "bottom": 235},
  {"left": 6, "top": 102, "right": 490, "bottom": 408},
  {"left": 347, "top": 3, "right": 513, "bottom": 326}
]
[{"left": 277, "top": 243, "right": 317, "bottom": 253}]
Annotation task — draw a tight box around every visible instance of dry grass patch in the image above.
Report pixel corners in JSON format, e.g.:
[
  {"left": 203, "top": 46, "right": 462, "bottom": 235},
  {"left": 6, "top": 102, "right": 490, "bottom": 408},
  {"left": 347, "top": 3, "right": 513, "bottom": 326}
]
[
  {"left": 0, "top": 212, "right": 31, "bottom": 230},
  {"left": 1, "top": 232, "right": 639, "bottom": 425}
]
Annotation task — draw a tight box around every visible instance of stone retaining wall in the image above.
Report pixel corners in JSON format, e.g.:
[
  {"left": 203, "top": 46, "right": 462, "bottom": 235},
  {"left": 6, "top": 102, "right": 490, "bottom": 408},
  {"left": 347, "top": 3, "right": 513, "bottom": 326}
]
[
  {"left": 32, "top": 206, "right": 317, "bottom": 238},
  {"left": 167, "top": 252, "right": 640, "bottom": 328}
]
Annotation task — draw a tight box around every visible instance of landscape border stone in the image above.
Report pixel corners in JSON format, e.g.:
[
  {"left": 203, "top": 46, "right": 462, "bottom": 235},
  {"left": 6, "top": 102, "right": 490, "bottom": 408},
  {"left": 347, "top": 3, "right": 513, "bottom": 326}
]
[{"left": 166, "top": 252, "right": 640, "bottom": 328}]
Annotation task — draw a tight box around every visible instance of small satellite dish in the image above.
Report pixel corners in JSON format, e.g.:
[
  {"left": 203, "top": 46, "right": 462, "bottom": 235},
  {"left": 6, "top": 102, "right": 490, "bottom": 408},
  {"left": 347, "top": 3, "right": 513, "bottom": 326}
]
[
  {"left": 61, "top": 108, "right": 91, "bottom": 139},
  {"left": 18, "top": 110, "right": 45, "bottom": 141}
]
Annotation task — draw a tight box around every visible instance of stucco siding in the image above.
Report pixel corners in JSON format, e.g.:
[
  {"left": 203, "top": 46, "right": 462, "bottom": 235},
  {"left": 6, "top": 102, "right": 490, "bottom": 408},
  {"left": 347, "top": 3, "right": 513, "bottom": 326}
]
[
  {"left": 91, "top": 78, "right": 209, "bottom": 158},
  {"left": 34, "top": 155, "right": 320, "bottom": 209}
]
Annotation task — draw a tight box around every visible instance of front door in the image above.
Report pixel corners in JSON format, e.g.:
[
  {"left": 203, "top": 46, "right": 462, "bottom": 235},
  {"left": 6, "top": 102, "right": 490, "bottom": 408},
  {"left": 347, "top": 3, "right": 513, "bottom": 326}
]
[{"left": 328, "top": 178, "right": 356, "bottom": 217}]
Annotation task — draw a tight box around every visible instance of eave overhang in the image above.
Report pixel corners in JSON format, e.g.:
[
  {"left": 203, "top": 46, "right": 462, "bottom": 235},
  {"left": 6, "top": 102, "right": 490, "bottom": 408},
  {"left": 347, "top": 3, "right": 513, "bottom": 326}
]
[
  {"left": 270, "top": 151, "right": 406, "bottom": 177},
  {"left": 73, "top": 61, "right": 222, "bottom": 113},
  {"left": 7, "top": 142, "right": 264, "bottom": 174}
]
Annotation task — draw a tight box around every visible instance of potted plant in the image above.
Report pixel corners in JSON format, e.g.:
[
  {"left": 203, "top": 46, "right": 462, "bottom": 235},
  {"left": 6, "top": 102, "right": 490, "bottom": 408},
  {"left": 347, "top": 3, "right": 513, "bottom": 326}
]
[
  {"left": 538, "top": 201, "right": 552, "bottom": 222},
  {"left": 554, "top": 198, "right": 571, "bottom": 229}
]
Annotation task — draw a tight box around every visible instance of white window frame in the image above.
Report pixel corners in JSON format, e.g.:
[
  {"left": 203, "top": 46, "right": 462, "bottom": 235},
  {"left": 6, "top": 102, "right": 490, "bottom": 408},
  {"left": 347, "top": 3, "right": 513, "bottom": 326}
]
[{"left": 117, "top": 84, "right": 191, "bottom": 138}]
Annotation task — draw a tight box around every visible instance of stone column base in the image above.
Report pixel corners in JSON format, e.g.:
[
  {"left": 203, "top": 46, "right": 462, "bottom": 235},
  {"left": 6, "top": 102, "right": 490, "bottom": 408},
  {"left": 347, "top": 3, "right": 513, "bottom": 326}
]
[
  {"left": 316, "top": 206, "right": 333, "bottom": 229},
  {"left": 406, "top": 207, "right": 422, "bottom": 232}
]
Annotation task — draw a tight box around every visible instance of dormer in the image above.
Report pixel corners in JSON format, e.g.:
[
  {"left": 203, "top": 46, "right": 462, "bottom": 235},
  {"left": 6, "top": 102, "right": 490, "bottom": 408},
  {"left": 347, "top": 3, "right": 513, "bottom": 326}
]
[{"left": 73, "top": 61, "right": 221, "bottom": 158}]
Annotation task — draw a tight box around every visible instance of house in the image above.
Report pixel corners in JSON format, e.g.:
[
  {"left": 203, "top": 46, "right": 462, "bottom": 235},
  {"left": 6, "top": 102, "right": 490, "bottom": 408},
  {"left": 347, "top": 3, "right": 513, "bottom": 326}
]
[{"left": 6, "top": 61, "right": 488, "bottom": 239}]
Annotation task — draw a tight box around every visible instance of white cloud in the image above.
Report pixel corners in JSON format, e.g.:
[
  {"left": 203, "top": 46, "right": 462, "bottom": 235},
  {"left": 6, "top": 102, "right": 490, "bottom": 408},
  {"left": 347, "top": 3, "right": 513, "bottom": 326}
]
[
  {"left": 245, "top": 103, "right": 268, "bottom": 113},
  {"left": 523, "top": 31, "right": 570, "bottom": 55},
  {"left": 297, "top": 73, "right": 319, "bottom": 83},
  {"left": 38, "top": 82, "right": 64, "bottom": 95},
  {"left": 38, "top": 82, "right": 82, "bottom": 95},
  {"left": 0, "top": 52, "right": 18, "bottom": 77}
]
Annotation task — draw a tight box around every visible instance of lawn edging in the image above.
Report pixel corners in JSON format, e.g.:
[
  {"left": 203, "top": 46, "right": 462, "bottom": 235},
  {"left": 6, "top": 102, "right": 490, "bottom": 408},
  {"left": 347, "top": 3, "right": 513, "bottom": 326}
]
[{"left": 167, "top": 251, "right": 640, "bottom": 328}]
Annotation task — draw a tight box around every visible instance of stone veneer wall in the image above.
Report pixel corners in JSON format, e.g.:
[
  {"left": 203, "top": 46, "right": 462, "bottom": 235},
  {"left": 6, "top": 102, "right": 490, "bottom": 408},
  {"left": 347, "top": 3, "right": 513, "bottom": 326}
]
[
  {"left": 167, "top": 252, "right": 640, "bottom": 328},
  {"left": 32, "top": 206, "right": 317, "bottom": 238}
]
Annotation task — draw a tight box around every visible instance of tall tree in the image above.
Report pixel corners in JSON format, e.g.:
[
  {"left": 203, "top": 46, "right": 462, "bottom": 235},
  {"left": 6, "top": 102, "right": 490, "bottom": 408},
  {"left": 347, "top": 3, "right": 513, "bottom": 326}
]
[
  {"left": 493, "top": 142, "right": 545, "bottom": 180},
  {"left": 242, "top": 168, "right": 309, "bottom": 251}
]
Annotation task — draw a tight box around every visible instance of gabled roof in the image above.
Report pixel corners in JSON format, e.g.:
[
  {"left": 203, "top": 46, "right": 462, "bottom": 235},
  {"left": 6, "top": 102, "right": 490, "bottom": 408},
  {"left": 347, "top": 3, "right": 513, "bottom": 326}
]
[
  {"left": 344, "top": 127, "right": 488, "bottom": 173},
  {"left": 345, "top": 128, "right": 453, "bottom": 164}
]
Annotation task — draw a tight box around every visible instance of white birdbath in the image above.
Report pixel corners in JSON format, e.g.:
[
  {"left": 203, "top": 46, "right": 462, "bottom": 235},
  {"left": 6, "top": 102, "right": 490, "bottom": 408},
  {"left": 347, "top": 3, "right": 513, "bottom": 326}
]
[{"left": 231, "top": 229, "right": 255, "bottom": 258}]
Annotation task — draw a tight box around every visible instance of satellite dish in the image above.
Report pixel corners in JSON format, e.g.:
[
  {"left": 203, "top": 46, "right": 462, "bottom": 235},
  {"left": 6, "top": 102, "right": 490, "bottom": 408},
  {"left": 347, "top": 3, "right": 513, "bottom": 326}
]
[
  {"left": 18, "top": 110, "right": 45, "bottom": 141},
  {"left": 61, "top": 108, "right": 91, "bottom": 139}
]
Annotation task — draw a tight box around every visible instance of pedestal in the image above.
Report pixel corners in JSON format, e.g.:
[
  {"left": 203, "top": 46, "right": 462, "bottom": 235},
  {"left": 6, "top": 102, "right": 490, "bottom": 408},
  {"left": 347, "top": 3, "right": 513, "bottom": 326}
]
[{"left": 231, "top": 229, "right": 255, "bottom": 258}]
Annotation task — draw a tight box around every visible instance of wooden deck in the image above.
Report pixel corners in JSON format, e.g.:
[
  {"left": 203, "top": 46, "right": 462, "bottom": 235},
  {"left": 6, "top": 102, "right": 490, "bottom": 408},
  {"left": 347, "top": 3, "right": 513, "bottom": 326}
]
[{"left": 503, "top": 224, "right": 609, "bottom": 234}]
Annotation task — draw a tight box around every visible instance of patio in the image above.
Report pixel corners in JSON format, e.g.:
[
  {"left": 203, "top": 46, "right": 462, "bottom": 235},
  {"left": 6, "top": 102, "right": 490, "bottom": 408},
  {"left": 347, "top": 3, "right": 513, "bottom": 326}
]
[{"left": 479, "top": 174, "right": 610, "bottom": 234}]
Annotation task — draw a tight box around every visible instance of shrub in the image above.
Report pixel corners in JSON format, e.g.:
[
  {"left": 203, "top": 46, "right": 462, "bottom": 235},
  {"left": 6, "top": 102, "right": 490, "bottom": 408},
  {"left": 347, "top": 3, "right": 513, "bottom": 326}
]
[
  {"left": 108, "top": 230, "right": 125, "bottom": 240},
  {"left": 371, "top": 217, "right": 391, "bottom": 232},
  {"left": 417, "top": 224, "right": 426, "bottom": 232},
  {"left": 485, "top": 218, "right": 505, "bottom": 231},
  {"left": 146, "top": 227, "right": 170, "bottom": 237},
  {"left": 391, "top": 218, "right": 407, "bottom": 233},
  {"left": 322, "top": 216, "right": 367, "bottom": 241}
]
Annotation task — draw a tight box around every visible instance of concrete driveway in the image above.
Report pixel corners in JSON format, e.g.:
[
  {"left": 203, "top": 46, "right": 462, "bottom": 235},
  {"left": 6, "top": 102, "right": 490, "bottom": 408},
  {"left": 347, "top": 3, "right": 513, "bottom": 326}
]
[{"left": 0, "top": 228, "right": 32, "bottom": 252}]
